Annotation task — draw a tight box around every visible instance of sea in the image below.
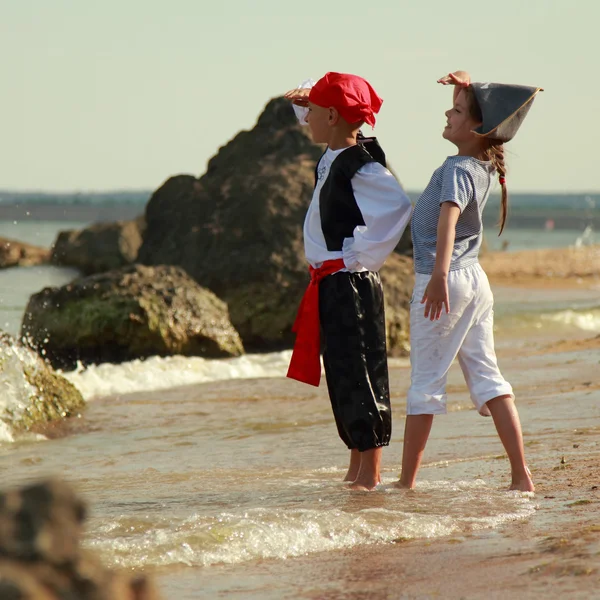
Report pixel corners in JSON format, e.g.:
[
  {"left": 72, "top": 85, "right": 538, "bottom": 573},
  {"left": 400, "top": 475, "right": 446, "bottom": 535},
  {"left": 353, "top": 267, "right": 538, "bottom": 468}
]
[{"left": 0, "top": 190, "right": 598, "bottom": 598}]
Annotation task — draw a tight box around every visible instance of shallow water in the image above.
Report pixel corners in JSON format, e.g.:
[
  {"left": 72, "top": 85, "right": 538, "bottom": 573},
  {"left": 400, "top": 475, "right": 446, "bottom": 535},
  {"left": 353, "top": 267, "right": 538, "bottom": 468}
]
[
  {"left": 1, "top": 328, "right": 598, "bottom": 599},
  {"left": 0, "top": 370, "right": 538, "bottom": 573}
]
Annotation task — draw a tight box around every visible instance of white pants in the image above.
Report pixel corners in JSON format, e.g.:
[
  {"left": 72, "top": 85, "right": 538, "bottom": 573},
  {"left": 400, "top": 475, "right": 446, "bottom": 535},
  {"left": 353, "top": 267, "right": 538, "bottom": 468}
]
[{"left": 407, "top": 263, "right": 513, "bottom": 417}]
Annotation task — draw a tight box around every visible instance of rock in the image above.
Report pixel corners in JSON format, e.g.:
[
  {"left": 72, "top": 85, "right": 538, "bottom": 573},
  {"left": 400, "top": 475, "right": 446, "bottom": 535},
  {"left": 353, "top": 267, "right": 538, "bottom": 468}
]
[
  {"left": 0, "top": 479, "right": 161, "bottom": 600},
  {"left": 0, "top": 479, "right": 86, "bottom": 565},
  {"left": 51, "top": 216, "right": 145, "bottom": 275},
  {"left": 21, "top": 264, "right": 244, "bottom": 370},
  {"left": 138, "top": 97, "right": 413, "bottom": 352},
  {"left": 0, "top": 237, "right": 50, "bottom": 269},
  {"left": 380, "top": 254, "right": 414, "bottom": 356},
  {"left": 0, "top": 331, "right": 84, "bottom": 433},
  {"left": 395, "top": 227, "right": 413, "bottom": 257}
]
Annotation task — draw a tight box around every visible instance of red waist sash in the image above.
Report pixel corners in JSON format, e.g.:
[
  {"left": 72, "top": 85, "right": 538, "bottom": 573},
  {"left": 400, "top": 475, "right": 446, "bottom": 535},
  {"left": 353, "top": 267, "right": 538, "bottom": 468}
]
[{"left": 286, "top": 258, "right": 345, "bottom": 386}]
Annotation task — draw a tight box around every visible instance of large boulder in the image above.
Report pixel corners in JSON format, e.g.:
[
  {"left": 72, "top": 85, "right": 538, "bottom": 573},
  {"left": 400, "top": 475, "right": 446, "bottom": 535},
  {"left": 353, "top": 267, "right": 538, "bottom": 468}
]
[
  {"left": 380, "top": 254, "right": 414, "bottom": 355},
  {"left": 21, "top": 264, "right": 244, "bottom": 370},
  {"left": 51, "top": 217, "right": 145, "bottom": 275},
  {"left": 138, "top": 97, "right": 413, "bottom": 352},
  {"left": 0, "top": 237, "right": 50, "bottom": 269},
  {"left": 0, "top": 331, "right": 84, "bottom": 434}
]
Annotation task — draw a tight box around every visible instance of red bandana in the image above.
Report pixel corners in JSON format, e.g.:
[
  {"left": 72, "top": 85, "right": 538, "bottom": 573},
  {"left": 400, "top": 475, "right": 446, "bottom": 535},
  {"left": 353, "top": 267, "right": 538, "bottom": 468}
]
[{"left": 308, "top": 72, "right": 383, "bottom": 127}]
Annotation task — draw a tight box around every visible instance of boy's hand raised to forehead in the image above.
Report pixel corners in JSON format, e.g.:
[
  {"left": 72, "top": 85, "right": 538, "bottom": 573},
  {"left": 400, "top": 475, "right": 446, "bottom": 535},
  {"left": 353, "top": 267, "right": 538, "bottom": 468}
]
[
  {"left": 283, "top": 88, "right": 310, "bottom": 107},
  {"left": 437, "top": 71, "right": 471, "bottom": 87}
]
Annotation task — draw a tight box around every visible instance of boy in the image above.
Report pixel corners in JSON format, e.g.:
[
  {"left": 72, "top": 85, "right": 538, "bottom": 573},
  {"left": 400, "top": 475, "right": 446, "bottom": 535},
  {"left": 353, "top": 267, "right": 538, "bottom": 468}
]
[{"left": 285, "top": 72, "right": 412, "bottom": 490}]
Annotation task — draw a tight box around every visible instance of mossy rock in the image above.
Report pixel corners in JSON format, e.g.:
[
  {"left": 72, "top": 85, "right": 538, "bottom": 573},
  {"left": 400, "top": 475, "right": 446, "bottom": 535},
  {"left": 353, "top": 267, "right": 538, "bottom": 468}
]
[
  {"left": 21, "top": 264, "right": 244, "bottom": 370},
  {"left": 17, "top": 367, "right": 85, "bottom": 431},
  {"left": 0, "top": 331, "right": 84, "bottom": 433}
]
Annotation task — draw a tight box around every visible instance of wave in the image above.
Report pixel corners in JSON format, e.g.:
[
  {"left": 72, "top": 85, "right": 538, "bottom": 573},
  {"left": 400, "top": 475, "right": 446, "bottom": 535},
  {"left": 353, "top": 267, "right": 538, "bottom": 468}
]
[
  {"left": 61, "top": 351, "right": 294, "bottom": 401},
  {"left": 62, "top": 352, "right": 410, "bottom": 402},
  {"left": 86, "top": 479, "right": 535, "bottom": 569},
  {"left": 541, "top": 308, "right": 600, "bottom": 332}
]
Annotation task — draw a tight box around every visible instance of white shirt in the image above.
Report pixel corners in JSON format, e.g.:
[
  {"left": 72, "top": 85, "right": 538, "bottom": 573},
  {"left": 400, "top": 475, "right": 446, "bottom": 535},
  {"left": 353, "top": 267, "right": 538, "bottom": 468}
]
[{"left": 304, "top": 146, "right": 412, "bottom": 272}]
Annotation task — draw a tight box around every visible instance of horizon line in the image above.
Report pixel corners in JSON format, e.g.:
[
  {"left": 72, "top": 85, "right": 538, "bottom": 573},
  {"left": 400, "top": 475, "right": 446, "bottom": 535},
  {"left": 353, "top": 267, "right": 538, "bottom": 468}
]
[{"left": 1, "top": 188, "right": 599, "bottom": 197}]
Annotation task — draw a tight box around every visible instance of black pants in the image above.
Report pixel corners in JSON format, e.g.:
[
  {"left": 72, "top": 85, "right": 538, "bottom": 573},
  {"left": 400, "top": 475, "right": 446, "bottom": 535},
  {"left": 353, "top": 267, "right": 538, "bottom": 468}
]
[{"left": 319, "top": 271, "right": 391, "bottom": 452}]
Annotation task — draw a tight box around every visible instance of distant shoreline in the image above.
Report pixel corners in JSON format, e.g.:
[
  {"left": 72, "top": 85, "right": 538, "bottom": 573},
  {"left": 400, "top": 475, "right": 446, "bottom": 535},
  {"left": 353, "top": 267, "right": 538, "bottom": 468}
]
[{"left": 482, "top": 245, "right": 600, "bottom": 288}]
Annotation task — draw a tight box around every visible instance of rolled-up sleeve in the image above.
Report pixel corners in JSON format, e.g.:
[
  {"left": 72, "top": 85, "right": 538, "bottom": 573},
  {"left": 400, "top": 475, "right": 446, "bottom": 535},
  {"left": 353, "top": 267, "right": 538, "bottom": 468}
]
[{"left": 342, "top": 162, "right": 413, "bottom": 272}]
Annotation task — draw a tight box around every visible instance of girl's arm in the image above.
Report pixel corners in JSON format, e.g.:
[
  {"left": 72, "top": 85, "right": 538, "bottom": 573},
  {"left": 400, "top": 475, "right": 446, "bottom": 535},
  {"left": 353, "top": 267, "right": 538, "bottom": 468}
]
[{"left": 421, "top": 202, "right": 460, "bottom": 320}]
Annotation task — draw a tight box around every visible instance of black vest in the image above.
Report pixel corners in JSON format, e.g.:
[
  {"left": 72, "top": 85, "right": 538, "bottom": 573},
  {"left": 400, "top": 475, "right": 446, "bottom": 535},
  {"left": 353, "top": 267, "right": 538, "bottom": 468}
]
[{"left": 317, "top": 137, "right": 387, "bottom": 251}]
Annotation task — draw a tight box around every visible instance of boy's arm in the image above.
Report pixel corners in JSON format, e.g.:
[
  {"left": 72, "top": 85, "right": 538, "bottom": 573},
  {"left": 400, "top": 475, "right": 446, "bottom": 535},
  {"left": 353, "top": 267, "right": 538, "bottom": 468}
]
[
  {"left": 284, "top": 79, "right": 315, "bottom": 124},
  {"left": 343, "top": 164, "right": 412, "bottom": 272}
]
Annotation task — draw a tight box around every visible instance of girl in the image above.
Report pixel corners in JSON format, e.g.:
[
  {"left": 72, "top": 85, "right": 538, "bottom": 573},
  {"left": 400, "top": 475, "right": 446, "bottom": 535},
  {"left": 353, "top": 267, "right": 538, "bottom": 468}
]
[{"left": 398, "top": 70, "right": 542, "bottom": 492}]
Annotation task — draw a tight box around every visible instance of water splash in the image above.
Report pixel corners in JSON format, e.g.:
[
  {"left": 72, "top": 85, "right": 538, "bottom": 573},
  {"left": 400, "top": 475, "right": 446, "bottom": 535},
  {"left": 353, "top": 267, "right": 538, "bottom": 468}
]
[{"left": 0, "top": 334, "right": 42, "bottom": 434}]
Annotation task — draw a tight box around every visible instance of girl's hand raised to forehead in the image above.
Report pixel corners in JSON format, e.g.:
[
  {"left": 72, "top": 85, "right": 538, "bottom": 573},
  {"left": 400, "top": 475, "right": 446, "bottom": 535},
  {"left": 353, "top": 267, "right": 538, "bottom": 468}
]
[
  {"left": 437, "top": 71, "right": 471, "bottom": 87},
  {"left": 283, "top": 88, "right": 310, "bottom": 107}
]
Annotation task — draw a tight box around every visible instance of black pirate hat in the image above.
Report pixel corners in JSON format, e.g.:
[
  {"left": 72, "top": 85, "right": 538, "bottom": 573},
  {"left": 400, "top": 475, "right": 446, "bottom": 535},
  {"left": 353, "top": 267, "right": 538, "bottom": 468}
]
[{"left": 470, "top": 82, "right": 543, "bottom": 142}]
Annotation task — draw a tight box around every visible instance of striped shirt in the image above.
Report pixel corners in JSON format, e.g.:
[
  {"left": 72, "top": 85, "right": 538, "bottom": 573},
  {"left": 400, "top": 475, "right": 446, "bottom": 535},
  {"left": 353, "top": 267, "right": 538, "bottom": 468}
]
[{"left": 411, "top": 156, "right": 496, "bottom": 275}]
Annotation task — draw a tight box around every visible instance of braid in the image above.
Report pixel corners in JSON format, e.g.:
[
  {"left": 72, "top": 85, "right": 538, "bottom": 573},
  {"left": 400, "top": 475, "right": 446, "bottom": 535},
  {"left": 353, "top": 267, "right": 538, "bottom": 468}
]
[
  {"left": 485, "top": 141, "right": 508, "bottom": 235},
  {"left": 464, "top": 86, "right": 510, "bottom": 235}
]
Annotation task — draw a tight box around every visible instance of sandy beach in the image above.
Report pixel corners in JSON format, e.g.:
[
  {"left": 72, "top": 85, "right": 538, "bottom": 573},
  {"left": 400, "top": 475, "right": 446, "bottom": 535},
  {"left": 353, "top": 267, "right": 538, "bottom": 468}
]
[{"left": 481, "top": 245, "right": 600, "bottom": 289}]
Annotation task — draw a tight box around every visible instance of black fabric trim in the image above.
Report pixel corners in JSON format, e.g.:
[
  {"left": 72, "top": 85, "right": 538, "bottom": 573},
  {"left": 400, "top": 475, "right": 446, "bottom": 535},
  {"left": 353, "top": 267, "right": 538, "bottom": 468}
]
[{"left": 318, "top": 144, "right": 379, "bottom": 251}]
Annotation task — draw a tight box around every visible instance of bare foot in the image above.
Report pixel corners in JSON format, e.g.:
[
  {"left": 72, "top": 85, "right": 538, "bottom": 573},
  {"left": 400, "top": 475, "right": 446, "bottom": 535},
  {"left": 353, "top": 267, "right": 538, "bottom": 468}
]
[
  {"left": 509, "top": 476, "right": 535, "bottom": 492},
  {"left": 508, "top": 465, "right": 534, "bottom": 492},
  {"left": 348, "top": 477, "right": 380, "bottom": 491},
  {"left": 392, "top": 480, "right": 412, "bottom": 490},
  {"left": 347, "top": 448, "right": 383, "bottom": 491},
  {"left": 343, "top": 449, "right": 361, "bottom": 482}
]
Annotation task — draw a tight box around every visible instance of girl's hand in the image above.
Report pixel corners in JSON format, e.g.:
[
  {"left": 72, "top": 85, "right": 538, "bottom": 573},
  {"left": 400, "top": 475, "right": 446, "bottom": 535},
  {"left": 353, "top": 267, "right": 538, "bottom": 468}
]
[
  {"left": 437, "top": 71, "right": 470, "bottom": 87},
  {"left": 283, "top": 88, "right": 310, "bottom": 107},
  {"left": 421, "top": 273, "right": 450, "bottom": 321}
]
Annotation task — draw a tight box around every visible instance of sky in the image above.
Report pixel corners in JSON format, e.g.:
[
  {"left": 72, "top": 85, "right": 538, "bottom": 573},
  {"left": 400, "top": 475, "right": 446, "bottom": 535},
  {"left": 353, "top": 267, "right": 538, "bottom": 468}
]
[{"left": 1, "top": 0, "right": 598, "bottom": 193}]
